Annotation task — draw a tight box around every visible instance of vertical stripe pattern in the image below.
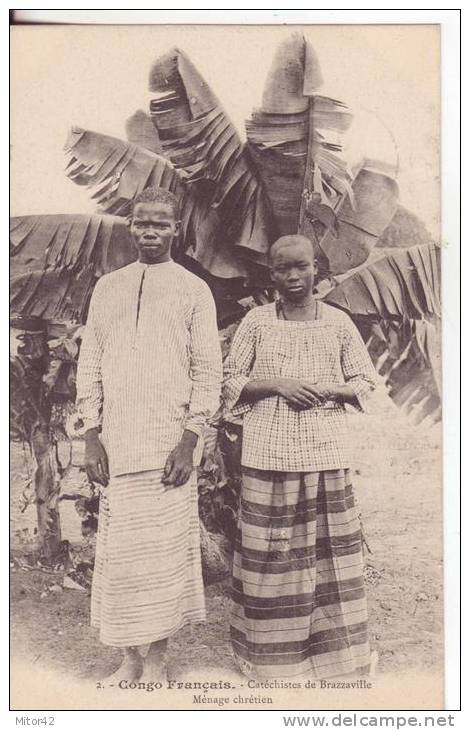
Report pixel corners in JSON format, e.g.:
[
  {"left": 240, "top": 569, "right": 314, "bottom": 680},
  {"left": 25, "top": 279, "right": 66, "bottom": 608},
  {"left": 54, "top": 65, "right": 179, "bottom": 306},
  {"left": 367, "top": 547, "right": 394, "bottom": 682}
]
[
  {"left": 76, "top": 260, "right": 222, "bottom": 477},
  {"left": 231, "top": 467, "right": 370, "bottom": 678},
  {"left": 91, "top": 469, "right": 205, "bottom": 647}
]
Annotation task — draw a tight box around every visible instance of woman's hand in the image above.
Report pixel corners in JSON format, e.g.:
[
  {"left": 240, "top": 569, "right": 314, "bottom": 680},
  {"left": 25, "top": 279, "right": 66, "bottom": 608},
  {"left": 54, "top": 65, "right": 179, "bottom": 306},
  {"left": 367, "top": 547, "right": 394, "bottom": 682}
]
[
  {"left": 310, "top": 383, "right": 359, "bottom": 406},
  {"left": 239, "top": 379, "right": 349, "bottom": 409},
  {"left": 275, "top": 378, "right": 325, "bottom": 409},
  {"left": 84, "top": 429, "right": 109, "bottom": 486}
]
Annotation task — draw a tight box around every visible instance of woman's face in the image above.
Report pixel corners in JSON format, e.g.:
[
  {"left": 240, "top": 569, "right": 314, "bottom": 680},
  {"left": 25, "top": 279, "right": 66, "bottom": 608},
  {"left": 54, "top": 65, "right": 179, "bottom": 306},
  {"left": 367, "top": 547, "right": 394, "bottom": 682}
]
[{"left": 270, "top": 242, "right": 317, "bottom": 302}]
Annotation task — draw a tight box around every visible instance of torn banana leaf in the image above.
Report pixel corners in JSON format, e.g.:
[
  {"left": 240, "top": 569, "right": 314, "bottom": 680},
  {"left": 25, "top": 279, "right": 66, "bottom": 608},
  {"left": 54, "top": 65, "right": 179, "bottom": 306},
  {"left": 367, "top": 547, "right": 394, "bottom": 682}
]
[
  {"left": 65, "top": 127, "right": 252, "bottom": 280},
  {"left": 246, "top": 33, "right": 353, "bottom": 241},
  {"left": 125, "top": 109, "right": 163, "bottom": 155},
  {"left": 324, "top": 242, "right": 440, "bottom": 320},
  {"left": 64, "top": 126, "right": 181, "bottom": 216},
  {"left": 318, "top": 161, "right": 399, "bottom": 275},
  {"left": 148, "top": 46, "right": 273, "bottom": 268},
  {"left": 10, "top": 214, "right": 135, "bottom": 321},
  {"left": 246, "top": 33, "right": 399, "bottom": 274}
]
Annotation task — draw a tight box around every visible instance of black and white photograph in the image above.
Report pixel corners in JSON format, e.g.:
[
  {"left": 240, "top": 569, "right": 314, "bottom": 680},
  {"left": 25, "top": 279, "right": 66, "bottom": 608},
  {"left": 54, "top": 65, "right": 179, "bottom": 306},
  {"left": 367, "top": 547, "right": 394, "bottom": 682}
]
[{"left": 9, "top": 14, "right": 458, "bottom": 713}]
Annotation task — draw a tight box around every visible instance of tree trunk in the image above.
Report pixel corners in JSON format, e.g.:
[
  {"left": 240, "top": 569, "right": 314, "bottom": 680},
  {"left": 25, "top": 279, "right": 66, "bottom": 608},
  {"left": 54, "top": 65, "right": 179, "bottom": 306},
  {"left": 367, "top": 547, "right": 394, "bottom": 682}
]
[
  {"left": 12, "top": 316, "right": 62, "bottom": 560},
  {"left": 31, "top": 418, "right": 62, "bottom": 560}
]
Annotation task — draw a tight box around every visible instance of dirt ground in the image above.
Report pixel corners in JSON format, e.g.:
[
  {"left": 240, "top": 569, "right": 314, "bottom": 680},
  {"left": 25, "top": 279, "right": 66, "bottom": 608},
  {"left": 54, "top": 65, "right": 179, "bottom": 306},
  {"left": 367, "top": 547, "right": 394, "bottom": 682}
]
[{"left": 10, "top": 409, "right": 443, "bottom": 684}]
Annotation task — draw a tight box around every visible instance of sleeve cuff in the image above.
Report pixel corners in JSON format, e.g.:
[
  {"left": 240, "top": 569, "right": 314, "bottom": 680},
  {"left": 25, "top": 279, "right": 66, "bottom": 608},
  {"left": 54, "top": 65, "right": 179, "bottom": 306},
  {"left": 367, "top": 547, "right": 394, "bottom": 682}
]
[
  {"left": 223, "top": 375, "right": 252, "bottom": 418},
  {"left": 73, "top": 416, "right": 102, "bottom": 437},
  {"left": 184, "top": 422, "right": 203, "bottom": 439},
  {"left": 348, "top": 380, "right": 377, "bottom": 413}
]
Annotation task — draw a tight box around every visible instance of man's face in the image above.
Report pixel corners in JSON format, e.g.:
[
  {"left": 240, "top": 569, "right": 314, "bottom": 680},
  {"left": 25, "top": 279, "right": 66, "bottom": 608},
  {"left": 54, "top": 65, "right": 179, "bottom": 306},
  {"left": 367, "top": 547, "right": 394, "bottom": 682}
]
[
  {"left": 129, "top": 201, "right": 179, "bottom": 264},
  {"left": 270, "top": 242, "right": 317, "bottom": 302}
]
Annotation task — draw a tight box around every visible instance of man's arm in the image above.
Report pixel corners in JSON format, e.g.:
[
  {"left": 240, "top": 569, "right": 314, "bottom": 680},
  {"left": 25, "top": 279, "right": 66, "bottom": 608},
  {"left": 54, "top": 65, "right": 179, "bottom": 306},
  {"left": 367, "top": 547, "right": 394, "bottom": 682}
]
[
  {"left": 76, "top": 279, "right": 109, "bottom": 486},
  {"left": 162, "top": 282, "right": 222, "bottom": 488}
]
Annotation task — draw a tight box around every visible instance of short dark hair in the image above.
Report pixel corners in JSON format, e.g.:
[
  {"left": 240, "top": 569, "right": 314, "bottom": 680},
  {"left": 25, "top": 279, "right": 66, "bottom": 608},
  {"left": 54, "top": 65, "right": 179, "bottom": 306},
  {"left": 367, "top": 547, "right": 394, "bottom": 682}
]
[
  {"left": 268, "top": 235, "right": 316, "bottom": 264},
  {"left": 130, "top": 186, "right": 180, "bottom": 216}
]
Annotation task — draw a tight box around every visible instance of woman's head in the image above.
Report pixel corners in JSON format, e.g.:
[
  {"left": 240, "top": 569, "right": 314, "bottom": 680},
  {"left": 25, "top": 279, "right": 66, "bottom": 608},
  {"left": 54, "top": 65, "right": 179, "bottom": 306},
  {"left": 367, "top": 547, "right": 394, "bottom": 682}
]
[{"left": 269, "top": 235, "right": 318, "bottom": 302}]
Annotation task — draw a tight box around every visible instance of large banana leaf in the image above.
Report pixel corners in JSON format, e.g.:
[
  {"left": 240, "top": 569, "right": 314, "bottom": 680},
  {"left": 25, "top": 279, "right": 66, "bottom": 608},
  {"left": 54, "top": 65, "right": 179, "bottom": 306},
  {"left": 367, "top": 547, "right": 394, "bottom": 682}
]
[
  {"left": 64, "top": 127, "right": 253, "bottom": 280},
  {"left": 324, "top": 242, "right": 440, "bottom": 320},
  {"left": 64, "top": 127, "right": 182, "bottom": 216},
  {"left": 148, "top": 47, "right": 273, "bottom": 268},
  {"left": 378, "top": 204, "right": 435, "bottom": 249},
  {"left": 10, "top": 214, "right": 258, "bottom": 326},
  {"left": 246, "top": 34, "right": 352, "bottom": 233},
  {"left": 364, "top": 317, "right": 441, "bottom": 420},
  {"left": 246, "top": 34, "right": 398, "bottom": 274},
  {"left": 317, "top": 160, "right": 399, "bottom": 275},
  {"left": 125, "top": 109, "right": 163, "bottom": 155},
  {"left": 10, "top": 214, "right": 135, "bottom": 321}
]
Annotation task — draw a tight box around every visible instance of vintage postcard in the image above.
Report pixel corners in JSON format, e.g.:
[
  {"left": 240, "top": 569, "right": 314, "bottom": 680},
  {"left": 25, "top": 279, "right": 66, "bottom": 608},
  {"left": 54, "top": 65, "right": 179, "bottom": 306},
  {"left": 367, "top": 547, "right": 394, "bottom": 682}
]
[{"left": 10, "top": 20, "right": 451, "bottom": 712}]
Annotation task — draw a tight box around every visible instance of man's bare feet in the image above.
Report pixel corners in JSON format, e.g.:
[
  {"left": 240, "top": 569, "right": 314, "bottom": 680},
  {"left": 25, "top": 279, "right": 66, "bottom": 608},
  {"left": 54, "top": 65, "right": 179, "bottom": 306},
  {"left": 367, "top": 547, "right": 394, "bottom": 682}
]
[
  {"left": 140, "top": 654, "right": 167, "bottom": 683},
  {"left": 139, "top": 638, "right": 168, "bottom": 683},
  {"left": 103, "top": 650, "right": 143, "bottom": 683}
]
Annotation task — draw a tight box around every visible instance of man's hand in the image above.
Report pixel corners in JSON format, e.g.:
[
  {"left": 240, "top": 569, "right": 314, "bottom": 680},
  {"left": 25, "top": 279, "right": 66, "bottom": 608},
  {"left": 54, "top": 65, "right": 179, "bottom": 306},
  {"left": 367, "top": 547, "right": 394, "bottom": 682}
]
[
  {"left": 275, "top": 378, "right": 326, "bottom": 409},
  {"left": 84, "top": 428, "right": 109, "bottom": 486},
  {"left": 162, "top": 430, "right": 198, "bottom": 488}
]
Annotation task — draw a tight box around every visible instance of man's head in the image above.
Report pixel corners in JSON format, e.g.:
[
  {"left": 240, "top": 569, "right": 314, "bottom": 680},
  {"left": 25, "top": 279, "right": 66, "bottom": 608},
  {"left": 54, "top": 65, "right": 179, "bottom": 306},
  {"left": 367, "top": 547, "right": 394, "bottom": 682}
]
[
  {"left": 128, "top": 187, "right": 181, "bottom": 264},
  {"left": 269, "top": 235, "right": 318, "bottom": 302}
]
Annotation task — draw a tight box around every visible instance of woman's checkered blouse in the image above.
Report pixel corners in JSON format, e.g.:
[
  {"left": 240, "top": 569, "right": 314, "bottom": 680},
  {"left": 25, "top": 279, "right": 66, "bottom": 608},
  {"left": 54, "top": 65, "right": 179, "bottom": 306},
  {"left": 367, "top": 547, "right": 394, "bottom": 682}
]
[{"left": 223, "top": 301, "right": 379, "bottom": 473}]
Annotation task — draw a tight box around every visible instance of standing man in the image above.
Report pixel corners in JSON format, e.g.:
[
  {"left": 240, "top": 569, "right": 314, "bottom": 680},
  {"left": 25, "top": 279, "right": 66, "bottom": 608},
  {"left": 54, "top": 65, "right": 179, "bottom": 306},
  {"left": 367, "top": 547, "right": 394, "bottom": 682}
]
[{"left": 76, "top": 187, "right": 222, "bottom": 681}]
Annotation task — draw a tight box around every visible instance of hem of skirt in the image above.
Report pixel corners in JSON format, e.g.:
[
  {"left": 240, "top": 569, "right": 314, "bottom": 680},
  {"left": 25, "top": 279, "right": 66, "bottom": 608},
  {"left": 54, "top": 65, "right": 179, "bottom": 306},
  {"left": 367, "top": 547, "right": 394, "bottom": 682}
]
[
  {"left": 232, "top": 651, "right": 370, "bottom": 681},
  {"left": 91, "top": 612, "right": 207, "bottom": 648},
  {"left": 240, "top": 461, "right": 352, "bottom": 473}
]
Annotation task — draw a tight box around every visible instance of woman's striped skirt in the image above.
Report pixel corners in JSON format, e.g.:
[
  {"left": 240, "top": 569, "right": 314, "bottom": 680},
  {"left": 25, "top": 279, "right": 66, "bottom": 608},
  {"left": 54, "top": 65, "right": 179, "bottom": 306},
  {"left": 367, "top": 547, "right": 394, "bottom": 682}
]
[
  {"left": 91, "top": 469, "right": 205, "bottom": 647},
  {"left": 231, "top": 467, "right": 370, "bottom": 679}
]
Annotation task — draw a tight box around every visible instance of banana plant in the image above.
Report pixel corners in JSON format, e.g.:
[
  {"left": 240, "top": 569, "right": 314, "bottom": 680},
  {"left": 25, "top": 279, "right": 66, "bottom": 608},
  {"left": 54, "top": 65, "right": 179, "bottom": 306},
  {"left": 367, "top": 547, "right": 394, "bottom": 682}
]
[{"left": 10, "top": 33, "right": 439, "bottom": 560}]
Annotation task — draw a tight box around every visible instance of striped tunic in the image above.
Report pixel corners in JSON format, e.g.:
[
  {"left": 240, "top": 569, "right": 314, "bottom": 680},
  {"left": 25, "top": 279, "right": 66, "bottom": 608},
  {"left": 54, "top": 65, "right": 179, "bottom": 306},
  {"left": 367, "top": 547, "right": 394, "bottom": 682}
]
[
  {"left": 76, "top": 259, "right": 222, "bottom": 646},
  {"left": 76, "top": 260, "right": 222, "bottom": 476}
]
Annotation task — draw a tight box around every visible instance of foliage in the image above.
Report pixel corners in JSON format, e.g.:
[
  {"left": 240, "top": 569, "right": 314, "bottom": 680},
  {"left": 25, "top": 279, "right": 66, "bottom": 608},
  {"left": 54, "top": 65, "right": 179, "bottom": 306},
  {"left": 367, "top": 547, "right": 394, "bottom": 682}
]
[
  {"left": 325, "top": 243, "right": 441, "bottom": 320},
  {"left": 10, "top": 325, "right": 49, "bottom": 442},
  {"left": 10, "top": 215, "right": 135, "bottom": 322},
  {"left": 148, "top": 47, "right": 273, "bottom": 278},
  {"left": 245, "top": 34, "right": 399, "bottom": 275},
  {"left": 246, "top": 33, "right": 353, "bottom": 240},
  {"left": 12, "top": 33, "right": 402, "bottom": 325},
  {"left": 64, "top": 127, "right": 181, "bottom": 216},
  {"left": 9, "top": 32, "right": 441, "bottom": 564},
  {"left": 378, "top": 204, "right": 436, "bottom": 249},
  {"left": 10, "top": 322, "right": 83, "bottom": 439},
  {"left": 360, "top": 317, "right": 441, "bottom": 424}
]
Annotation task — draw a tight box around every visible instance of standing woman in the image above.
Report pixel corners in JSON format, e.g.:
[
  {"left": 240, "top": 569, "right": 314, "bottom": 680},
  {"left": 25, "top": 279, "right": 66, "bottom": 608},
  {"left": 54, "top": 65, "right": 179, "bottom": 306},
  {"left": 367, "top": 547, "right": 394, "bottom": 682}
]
[{"left": 223, "top": 235, "right": 379, "bottom": 679}]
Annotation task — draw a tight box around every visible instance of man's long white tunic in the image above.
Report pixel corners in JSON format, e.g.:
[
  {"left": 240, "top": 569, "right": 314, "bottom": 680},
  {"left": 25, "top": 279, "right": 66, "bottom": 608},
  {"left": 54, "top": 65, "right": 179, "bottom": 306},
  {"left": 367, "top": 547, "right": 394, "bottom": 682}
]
[{"left": 76, "top": 260, "right": 222, "bottom": 476}]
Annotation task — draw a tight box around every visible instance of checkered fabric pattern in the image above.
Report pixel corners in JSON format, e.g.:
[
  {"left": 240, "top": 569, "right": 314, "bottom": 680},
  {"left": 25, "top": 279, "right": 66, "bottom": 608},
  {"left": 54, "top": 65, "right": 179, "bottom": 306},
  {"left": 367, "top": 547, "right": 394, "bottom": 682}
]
[{"left": 223, "top": 302, "right": 379, "bottom": 472}]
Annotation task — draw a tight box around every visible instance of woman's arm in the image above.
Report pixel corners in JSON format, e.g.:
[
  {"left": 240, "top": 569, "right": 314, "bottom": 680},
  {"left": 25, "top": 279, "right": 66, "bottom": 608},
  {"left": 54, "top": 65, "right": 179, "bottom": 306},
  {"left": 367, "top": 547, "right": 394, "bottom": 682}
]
[
  {"left": 239, "top": 379, "right": 279, "bottom": 401},
  {"left": 338, "top": 317, "right": 379, "bottom": 411},
  {"left": 222, "top": 311, "right": 258, "bottom": 417},
  {"left": 308, "top": 383, "right": 359, "bottom": 406},
  {"left": 241, "top": 378, "right": 324, "bottom": 409}
]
